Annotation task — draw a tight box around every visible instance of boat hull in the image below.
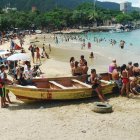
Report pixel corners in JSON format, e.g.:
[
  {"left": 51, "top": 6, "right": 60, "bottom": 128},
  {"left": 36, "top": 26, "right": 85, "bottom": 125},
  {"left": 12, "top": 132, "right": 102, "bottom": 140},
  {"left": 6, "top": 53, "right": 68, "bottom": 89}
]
[
  {"left": 6, "top": 74, "right": 116, "bottom": 102},
  {"left": 6, "top": 86, "right": 93, "bottom": 102}
]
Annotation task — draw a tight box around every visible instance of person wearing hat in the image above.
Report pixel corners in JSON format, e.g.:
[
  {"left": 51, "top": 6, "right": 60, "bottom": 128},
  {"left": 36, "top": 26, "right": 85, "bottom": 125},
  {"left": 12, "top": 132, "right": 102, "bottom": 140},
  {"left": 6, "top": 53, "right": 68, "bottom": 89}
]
[
  {"left": 109, "top": 59, "right": 117, "bottom": 73},
  {"left": 72, "top": 61, "right": 82, "bottom": 76}
]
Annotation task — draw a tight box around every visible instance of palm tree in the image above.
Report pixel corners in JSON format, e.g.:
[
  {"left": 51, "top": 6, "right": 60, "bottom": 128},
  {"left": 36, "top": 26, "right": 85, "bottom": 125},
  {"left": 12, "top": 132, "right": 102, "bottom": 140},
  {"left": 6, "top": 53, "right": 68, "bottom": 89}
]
[{"left": 88, "top": 10, "right": 98, "bottom": 26}]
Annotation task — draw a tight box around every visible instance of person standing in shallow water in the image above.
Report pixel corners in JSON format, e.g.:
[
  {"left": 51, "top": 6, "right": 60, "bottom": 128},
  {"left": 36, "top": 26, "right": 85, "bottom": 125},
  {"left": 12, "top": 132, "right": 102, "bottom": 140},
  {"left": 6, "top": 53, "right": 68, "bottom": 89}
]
[
  {"left": 120, "top": 40, "right": 125, "bottom": 49},
  {"left": 72, "top": 61, "right": 82, "bottom": 76},
  {"left": 42, "top": 44, "right": 49, "bottom": 59},
  {"left": 89, "top": 52, "right": 94, "bottom": 58},
  {"left": 79, "top": 55, "right": 87, "bottom": 67}
]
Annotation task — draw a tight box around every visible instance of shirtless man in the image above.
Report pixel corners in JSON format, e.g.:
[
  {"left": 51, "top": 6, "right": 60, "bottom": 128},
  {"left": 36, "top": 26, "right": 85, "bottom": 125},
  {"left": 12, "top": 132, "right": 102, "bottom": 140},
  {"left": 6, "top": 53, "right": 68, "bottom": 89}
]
[
  {"left": 90, "top": 69, "right": 105, "bottom": 102},
  {"left": 79, "top": 55, "right": 87, "bottom": 67},
  {"left": 133, "top": 63, "right": 140, "bottom": 77},
  {"left": 72, "top": 61, "right": 82, "bottom": 76},
  {"left": 82, "top": 61, "right": 88, "bottom": 75},
  {"left": 112, "top": 66, "right": 122, "bottom": 90},
  {"left": 127, "top": 61, "right": 133, "bottom": 77},
  {"left": 82, "top": 61, "right": 89, "bottom": 83},
  {"left": 120, "top": 40, "right": 125, "bottom": 49}
]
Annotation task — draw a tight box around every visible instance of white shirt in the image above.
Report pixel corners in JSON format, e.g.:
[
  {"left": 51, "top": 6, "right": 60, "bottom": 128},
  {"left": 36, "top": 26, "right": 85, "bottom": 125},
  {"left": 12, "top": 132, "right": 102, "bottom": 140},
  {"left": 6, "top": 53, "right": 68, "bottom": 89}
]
[{"left": 24, "top": 69, "right": 33, "bottom": 79}]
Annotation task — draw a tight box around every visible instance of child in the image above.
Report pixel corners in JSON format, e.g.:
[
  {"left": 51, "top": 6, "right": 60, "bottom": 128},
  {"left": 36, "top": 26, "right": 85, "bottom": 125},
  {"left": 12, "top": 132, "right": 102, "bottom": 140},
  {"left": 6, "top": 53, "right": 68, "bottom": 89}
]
[
  {"left": 130, "top": 77, "right": 140, "bottom": 95},
  {"left": 90, "top": 69, "right": 105, "bottom": 102}
]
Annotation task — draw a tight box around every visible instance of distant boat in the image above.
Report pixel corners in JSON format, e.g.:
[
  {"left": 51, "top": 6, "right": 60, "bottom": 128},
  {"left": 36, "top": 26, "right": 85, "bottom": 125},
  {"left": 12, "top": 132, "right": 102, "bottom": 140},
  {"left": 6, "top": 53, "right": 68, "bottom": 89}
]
[
  {"left": 109, "top": 29, "right": 124, "bottom": 33},
  {"left": 35, "top": 30, "right": 42, "bottom": 34}
]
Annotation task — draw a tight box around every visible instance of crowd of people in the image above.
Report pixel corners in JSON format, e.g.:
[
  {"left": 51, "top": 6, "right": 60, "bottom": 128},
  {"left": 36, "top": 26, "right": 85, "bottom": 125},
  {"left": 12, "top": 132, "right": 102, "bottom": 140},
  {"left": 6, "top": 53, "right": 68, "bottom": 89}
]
[
  {"left": 69, "top": 55, "right": 140, "bottom": 102},
  {"left": 0, "top": 59, "right": 42, "bottom": 108},
  {"left": 110, "top": 60, "right": 140, "bottom": 97},
  {"left": 0, "top": 31, "right": 140, "bottom": 107},
  {"left": 54, "top": 33, "right": 130, "bottom": 50},
  {"left": 29, "top": 43, "right": 50, "bottom": 64},
  {"left": 70, "top": 55, "right": 106, "bottom": 102}
]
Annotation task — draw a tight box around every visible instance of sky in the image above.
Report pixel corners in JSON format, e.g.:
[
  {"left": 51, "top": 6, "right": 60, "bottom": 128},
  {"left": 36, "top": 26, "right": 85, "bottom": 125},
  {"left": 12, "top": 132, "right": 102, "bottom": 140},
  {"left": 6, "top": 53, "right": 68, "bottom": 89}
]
[{"left": 99, "top": 0, "right": 140, "bottom": 7}]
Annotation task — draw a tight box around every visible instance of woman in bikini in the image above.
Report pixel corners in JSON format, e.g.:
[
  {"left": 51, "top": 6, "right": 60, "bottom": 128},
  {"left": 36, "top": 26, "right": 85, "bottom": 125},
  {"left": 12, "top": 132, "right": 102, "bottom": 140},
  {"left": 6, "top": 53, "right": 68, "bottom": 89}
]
[{"left": 121, "top": 64, "right": 130, "bottom": 97}]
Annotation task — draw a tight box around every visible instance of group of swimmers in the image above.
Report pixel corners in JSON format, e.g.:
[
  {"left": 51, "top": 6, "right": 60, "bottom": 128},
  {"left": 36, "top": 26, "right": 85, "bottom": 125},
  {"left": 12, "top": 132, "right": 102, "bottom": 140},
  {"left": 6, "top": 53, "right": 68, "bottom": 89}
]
[{"left": 54, "top": 33, "right": 130, "bottom": 51}]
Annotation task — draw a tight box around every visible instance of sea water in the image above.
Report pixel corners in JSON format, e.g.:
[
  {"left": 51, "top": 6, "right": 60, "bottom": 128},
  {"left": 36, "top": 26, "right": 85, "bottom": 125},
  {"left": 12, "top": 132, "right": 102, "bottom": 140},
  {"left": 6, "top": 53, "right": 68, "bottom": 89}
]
[
  {"left": 85, "top": 29, "right": 140, "bottom": 65},
  {"left": 55, "top": 29, "right": 140, "bottom": 72}
]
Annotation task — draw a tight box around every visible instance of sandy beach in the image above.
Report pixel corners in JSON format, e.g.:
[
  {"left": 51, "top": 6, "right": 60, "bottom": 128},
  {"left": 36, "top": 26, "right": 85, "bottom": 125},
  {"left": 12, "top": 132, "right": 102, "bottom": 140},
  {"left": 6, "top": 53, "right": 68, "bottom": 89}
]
[{"left": 0, "top": 33, "right": 140, "bottom": 140}]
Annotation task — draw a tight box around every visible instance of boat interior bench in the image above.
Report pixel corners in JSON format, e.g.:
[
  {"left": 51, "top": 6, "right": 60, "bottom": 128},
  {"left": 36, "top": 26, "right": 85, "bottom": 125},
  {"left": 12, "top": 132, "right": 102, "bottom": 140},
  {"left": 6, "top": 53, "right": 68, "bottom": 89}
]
[
  {"left": 72, "top": 79, "right": 92, "bottom": 88},
  {"left": 49, "top": 81, "right": 68, "bottom": 89}
]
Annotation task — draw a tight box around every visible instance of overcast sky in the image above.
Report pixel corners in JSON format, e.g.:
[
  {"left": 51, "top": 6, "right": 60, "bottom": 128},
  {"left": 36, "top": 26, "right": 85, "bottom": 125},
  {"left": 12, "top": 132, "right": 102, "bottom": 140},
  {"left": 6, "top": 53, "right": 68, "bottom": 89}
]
[{"left": 99, "top": 0, "right": 140, "bottom": 7}]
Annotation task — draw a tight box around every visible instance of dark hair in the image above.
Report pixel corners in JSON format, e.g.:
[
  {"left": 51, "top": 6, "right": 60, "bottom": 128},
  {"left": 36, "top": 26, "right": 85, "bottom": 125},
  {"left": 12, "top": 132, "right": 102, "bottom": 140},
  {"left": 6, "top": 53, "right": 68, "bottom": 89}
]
[
  {"left": 128, "top": 61, "right": 132, "bottom": 65},
  {"left": 0, "top": 65, "right": 5, "bottom": 70},
  {"left": 90, "top": 52, "right": 93, "bottom": 55},
  {"left": 70, "top": 57, "right": 74, "bottom": 63},
  {"left": 81, "top": 55, "right": 84, "bottom": 59},
  {"left": 91, "top": 69, "right": 96, "bottom": 73},
  {"left": 121, "top": 64, "right": 126, "bottom": 74},
  {"left": 116, "top": 66, "right": 121, "bottom": 70},
  {"left": 133, "top": 63, "right": 139, "bottom": 67},
  {"left": 74, "top": 61, "right": 79, "bottom": 67},
  {"left": 20, "top": 67, "right": 24, "bottom": 72}
]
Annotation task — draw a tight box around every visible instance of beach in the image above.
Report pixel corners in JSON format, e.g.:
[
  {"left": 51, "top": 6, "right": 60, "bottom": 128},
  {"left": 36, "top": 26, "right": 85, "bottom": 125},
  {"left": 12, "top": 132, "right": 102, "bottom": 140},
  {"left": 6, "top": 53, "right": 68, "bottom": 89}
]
[{"left": 0, "top": 33, "right": 140, "bottom": 140}]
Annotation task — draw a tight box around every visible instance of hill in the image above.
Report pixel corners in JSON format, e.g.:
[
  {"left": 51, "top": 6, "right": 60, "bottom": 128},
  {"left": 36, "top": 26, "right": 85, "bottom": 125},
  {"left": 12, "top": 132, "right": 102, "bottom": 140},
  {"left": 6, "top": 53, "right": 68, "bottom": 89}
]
[{"left": 0, "top": 0, "right": 120, "bottom": 11}]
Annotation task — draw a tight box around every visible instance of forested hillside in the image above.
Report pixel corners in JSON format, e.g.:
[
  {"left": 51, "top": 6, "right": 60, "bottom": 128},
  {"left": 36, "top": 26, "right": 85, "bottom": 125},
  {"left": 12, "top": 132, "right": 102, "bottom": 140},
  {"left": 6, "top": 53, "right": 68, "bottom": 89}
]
[{"left": 0, "top": 0, "right": 119, "bottom": 11}]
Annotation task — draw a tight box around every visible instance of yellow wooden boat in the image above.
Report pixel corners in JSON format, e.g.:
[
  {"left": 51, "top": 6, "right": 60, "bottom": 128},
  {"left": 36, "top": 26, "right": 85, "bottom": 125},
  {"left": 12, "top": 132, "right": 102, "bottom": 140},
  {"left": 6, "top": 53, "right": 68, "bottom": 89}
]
[{"left": 6, "top": 73, "right": 116, "bottom": 102}]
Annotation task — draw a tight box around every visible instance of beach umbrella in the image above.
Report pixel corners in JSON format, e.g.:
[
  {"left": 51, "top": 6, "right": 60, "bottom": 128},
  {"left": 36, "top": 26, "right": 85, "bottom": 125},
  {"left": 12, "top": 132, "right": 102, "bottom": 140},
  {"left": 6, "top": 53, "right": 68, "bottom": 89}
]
[
  {"left": 0, "top": 50, "right": 11, "bottom": 55},
  {"left": 7, "top": 53, "right": 30, "bottom": 61}
]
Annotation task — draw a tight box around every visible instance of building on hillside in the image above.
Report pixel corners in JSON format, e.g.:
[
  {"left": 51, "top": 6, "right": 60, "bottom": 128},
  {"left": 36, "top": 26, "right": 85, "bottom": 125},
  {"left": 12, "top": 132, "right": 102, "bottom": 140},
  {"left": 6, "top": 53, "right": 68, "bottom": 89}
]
[
  {"left": 120, "top": 2, "right": 132, "bottom": 13},
  {"left": 2, "top": 7, "right": 17, "bottom": 13},
  {"left": 32, "top": 6, "right": 37, "bottom": 12}
]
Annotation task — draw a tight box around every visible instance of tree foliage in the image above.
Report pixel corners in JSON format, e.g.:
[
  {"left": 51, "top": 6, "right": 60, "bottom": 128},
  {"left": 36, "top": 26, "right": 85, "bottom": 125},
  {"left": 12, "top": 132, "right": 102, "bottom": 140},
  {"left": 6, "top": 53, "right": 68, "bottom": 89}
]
[{"left": 0, "top": 2, "right": 140, "bottom": 31}]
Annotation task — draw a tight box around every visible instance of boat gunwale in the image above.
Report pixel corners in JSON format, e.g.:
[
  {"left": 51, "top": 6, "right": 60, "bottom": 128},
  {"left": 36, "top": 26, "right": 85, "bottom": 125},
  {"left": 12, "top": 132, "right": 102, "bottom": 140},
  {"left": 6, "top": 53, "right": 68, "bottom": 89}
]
[{"left": 5, "top": 85, "right": 92, "bottom": 92}]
